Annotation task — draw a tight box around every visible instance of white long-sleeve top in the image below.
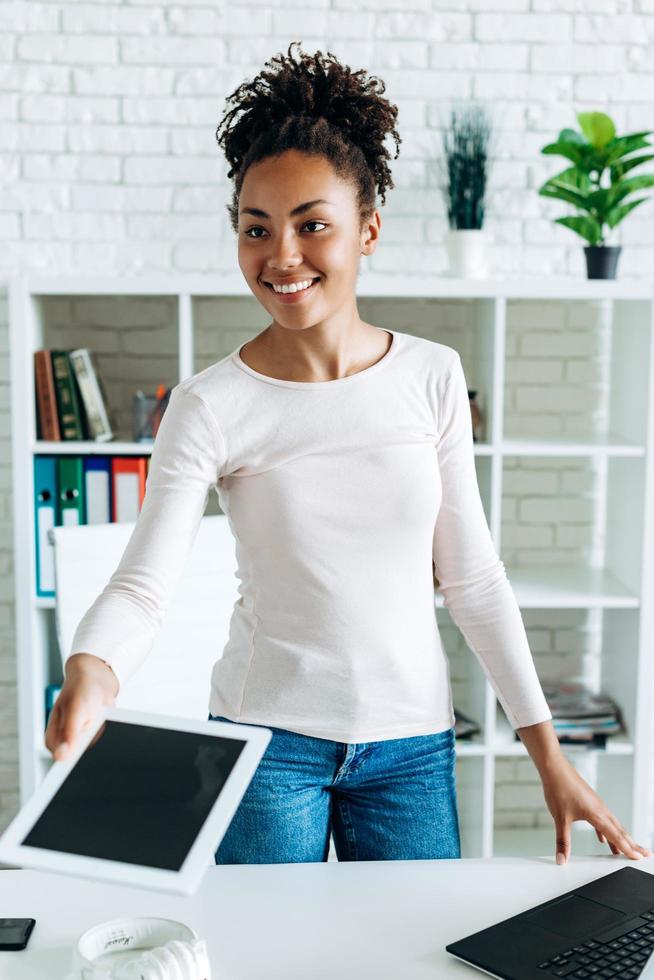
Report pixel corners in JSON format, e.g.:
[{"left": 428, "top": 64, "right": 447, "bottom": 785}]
[{"left": 68, "top": 328, "right": 552, "bottom": 742}]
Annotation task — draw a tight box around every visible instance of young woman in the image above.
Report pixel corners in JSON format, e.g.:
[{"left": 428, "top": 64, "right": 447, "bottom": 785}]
[{"left": 47, "top": 42, "right": 651, "bottom": 867}]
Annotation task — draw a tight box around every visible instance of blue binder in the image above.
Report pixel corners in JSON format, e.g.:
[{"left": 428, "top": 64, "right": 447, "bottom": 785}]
[
  {"left": 34, "top": 456, "right": 59, "bottom": 598},
  {"left": 83, "top": 456, "right": 112, "bottom": 524}
]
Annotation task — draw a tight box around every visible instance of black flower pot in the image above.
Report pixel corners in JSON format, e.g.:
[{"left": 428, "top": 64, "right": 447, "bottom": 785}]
[{"left": 584, "top": 245, "right": 622, "bottom": 279}]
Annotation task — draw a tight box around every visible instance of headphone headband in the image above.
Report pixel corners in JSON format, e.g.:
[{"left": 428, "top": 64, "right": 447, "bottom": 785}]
[{"left": 72, "top": 916, "right": 210, "bottom": 980}]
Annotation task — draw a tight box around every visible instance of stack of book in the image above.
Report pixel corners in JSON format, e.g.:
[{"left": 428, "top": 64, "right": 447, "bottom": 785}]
[
  {"left": 454, "top": 706, "right": 481, "bottom": 740},
  {"left": 34, "top": 348, "right": 113, "bottom": 442},
  {"left": 515, "top": 681, "right": 624, "bottom": 747}
]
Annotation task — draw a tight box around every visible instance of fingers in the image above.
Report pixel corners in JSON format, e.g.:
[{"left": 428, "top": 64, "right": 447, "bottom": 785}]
[
  {"left": 599, "top": 817, "right": 652, "bottom": 860},
  {"left": 43, "top": 703, "right": 59, "bottom": 754},
  {"left": 556, "top": 823, "right": 571, "bottom": 865}
]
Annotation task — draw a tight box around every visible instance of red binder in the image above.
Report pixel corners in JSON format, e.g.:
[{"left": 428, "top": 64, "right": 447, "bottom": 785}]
[{"left": 111, "top": 457, "right": 147, "bottom": 523}]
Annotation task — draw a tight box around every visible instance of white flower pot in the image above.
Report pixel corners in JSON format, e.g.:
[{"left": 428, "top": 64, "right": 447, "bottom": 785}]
[{"left": 445, "top": 228, "right": 490, "bottom": 278}]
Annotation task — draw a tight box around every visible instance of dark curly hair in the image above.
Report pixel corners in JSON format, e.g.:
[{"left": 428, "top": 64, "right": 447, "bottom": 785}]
[{"left": 215, "top": 40, "right": 402, "bottom": 234}]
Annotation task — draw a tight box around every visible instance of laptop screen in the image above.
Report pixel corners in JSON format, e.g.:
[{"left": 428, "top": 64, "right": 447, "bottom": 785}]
[{"left": 21, "top": 719, "right": 246, "bottom": 871}]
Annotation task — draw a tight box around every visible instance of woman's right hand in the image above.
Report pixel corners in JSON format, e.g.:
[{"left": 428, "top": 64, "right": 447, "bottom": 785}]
[{"left": 44, "top": 653, "right": 120, "bottom": 762}]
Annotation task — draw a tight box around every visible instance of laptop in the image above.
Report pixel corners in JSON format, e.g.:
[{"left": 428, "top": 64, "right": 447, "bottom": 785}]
[{"left": 446, "top": 865, "right": 654, "bottom": 979}]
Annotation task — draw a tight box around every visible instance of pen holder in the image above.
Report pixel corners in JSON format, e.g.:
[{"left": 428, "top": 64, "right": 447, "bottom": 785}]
[{"left": 132, "top": 393, "right": 159, "bottom": 443}]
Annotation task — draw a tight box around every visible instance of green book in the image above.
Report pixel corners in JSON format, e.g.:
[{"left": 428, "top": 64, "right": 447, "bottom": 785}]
[{"left": 51, "top": 350, "right": 85, "bottom": 440}]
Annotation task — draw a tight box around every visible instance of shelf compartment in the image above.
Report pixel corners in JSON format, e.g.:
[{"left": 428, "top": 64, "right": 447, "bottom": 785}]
[
  {"left": 435, "top": 566, "right": 638, "bottom": 610},
  {"left": 33, "top": 441, "right": 154, "bottom": 456},
  {"left": 493, "top": 707, "right": 634, "bottom": 758},
  {"left": 455, "top": 755, "right": 486, "bottom": 858},
  {"left": 501, "top": 435, "right": 645, "bottom": 457},
  {"left": 34, "top": 294, "right": 181, "bottom": 443}
]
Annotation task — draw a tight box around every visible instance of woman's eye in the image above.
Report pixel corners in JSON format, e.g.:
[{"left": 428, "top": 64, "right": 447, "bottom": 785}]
[{"left": 244, "top": 221, "right": 327, "bottom": 239}]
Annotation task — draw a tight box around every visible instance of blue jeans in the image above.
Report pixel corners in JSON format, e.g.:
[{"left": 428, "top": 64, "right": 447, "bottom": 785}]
[{"left": 208, "top": 713, "right": 461, "bottom": 864}]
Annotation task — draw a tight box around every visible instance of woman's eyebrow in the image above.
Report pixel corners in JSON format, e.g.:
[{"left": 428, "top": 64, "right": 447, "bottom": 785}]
[{"left": 239, "top": 199, "right": 335, "bottom": 218}]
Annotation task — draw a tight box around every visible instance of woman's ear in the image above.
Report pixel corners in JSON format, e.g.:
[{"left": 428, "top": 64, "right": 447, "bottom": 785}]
[{"left": 360, "top": 210, "right": 382, "bottom": 257}]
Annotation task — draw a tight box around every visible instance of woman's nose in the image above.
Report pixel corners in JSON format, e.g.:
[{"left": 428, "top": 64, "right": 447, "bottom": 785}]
[{"left": 268, "top": 231, "right": 303, "bottom": 268}]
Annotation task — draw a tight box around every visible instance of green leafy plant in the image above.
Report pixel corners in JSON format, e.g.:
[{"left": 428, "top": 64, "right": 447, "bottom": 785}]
[
  {"left": 538, "top": 111, "right": 654, "bottom": 246},
  {"left": 440, "top": 103, "right": 494, "bottom": 230}
]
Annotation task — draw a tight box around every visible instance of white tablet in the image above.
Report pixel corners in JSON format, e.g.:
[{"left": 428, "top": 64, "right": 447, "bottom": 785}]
[{"left": 0, "top": 706, "right": 272, "bottom": 896}]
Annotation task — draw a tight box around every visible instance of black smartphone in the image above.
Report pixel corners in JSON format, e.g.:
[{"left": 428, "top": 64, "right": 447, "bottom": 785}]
[{"left": 0, "top": 918, "right": 36, "bottom": 950}]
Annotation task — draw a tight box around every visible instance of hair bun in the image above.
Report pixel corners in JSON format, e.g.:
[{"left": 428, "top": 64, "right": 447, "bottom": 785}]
[{"left": 216, "top": 40, "right": 401, "bottom": 233}]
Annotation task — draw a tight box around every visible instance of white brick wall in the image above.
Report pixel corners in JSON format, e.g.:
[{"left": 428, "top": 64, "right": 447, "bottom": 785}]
[{"left": 2, "top": 0, "right": 654, "bottom": 849}]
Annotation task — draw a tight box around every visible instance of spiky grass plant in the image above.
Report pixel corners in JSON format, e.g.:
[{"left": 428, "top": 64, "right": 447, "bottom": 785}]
[{"left": 440, "top": 103, "right": 494, "bottom": 230}]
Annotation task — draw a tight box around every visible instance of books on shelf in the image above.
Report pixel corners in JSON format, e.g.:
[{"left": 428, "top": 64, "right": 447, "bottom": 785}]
[
  {"left": 514, "top": 681, "right": 625, "bottom": 747},
  {"left": 454, "top": 706, "right": 481, "bottom": 740},
  {"left": 34, "top": 348, "right": 113, "bottom": 442}
]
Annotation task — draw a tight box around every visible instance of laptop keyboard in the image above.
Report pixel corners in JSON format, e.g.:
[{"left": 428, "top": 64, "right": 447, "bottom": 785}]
[{"left": 538, "top": 907, "right": 654, "bottom": 978}]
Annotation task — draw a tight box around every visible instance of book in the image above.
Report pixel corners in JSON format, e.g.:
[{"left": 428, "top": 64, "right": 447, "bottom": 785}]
[
  {"left": 69, "top": 348, "right": 113, "bottom": 442},
  {"left": 51, "top": 349, "right": 85, "bottom": 440},
  {"left": 34, "top": 350, "right": 61, "bottom": 442}
]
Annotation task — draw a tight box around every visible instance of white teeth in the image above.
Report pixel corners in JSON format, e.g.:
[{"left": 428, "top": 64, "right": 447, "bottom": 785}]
[{"left": 271, "top": 279, "right": 315, "bottom": 294}]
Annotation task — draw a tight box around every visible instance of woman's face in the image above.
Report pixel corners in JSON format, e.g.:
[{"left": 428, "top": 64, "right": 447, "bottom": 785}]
[{"left": 237, "top": 149, "right": 380, "bottom": 330}]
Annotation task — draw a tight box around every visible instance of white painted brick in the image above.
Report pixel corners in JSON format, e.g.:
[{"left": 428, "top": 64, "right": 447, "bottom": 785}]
[
  {"left": 501, "top": 523, "right": 554, "bottom": 548},
  {"left": 575, "top": 73, "right": 654, "bottom": 102},
  {"left": 0, "top": 63, "right": 71, "bottom": 94},
  {"left": 383, "top": 69, "right": 471, "bottom": 99},
  {"left": 62, "top": 4, "right": 167, "bottom": 35},
  {"left": 521, "top": 331, "right": 602, "bottom": 358},
  {"left": 496, "top": 783, "right": 544, "bottom": 808},
  {"left": 169, "top": 128, "right": 219, "bottom": 156},
  {"left": 123, "top": 95, "right": 222, "bottom": 124},
  {"left": 17, "top": 34, "right": 118, "bottom": 64},
  {"left": 67, "top": 125, "right": 167, "bottom": 154},
  {"left": 24, "top": 213, "right": 126, "bottom": 240},
  {"left": 167, "top": 7, "right": 225, "bottom": 34},
  {"left": 374, "top": 41, "right": 429, "bottom": 69},
  {"left": 0, "top": 95, "right": 18, "bottom": 121},
  {"left": 21, "top": 95, "right": 120, "bottom": 124},
  {"left": 575, "top": 14, "right": 654, "bottom": 43},
  {"left": 2, "top": 2, "right": 59, "bottom": 31},
  {"left": 531, "top": 44, "right": 624, "bottom": 73},
  {"left": 474, "top": 13, "right": 572, "bottom": 42},
  {"left": 73, "top": 67, "right": 175, "bottom": 96},
  {"left": 124, "top": 156, "right": 219, "bottom": 184},
  {"left": 71, "top": 185, "right": 172, "bottom": 212},
  {"left": 503, "top": 468, "right": 558, "bottom": 494},
  {"left": 505, "top": 359, "right": 563, "bottom": 384},
  {"left": 0, "top": 215, "right": 20, "bottom": 239},
  {"left": 334, "top": 0, "right": 429, "bottom": 8},
  {"left": 515, "top": 384, "right": 599, "bottom": 413},
  {"left": 534, "top": 0, "right": 624, "bottom": 9},
  {"left": 127, "top": 214, "right": 219, "bottom": 240},
  {"left": 375, "top": 12, "right": 471, "bottom": 40},
  {"left": 0, "top": 123, "right": 64, "bottom": 152},
  {"left": 519, "top": 497, "right": 592, "bottom": 524},
  {"left": 120, "top": 36, "right": 225, "bottom": 64},
  {"left": 428, "top": 42, "right": 528, "bottom": 70}
]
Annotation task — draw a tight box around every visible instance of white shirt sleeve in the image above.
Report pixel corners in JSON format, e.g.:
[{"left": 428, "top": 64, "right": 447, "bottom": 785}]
[
  {"left": 432, "top": 353, "right": 552, "bottom": 730},
  {"left": 66, "top": 384, "right": 225, "bottom": 693}
]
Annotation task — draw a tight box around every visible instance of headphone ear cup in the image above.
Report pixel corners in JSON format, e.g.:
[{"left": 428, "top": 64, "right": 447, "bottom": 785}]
[
  {"left": 108, "top": 936, "right": 209, "bottom": 980},
  {"left": 145, "top": 944, "right": 186, "bottom": 980},
  {"left": 166, "top": 939, "right": 204, "bottom": 978}
]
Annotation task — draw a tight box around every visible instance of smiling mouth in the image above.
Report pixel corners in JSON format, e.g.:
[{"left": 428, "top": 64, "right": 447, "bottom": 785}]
[{"left": 263, "top": 277, "right": 321, "bottom": 294}]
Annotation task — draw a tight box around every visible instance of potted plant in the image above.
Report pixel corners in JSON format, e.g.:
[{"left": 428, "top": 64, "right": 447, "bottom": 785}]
[
  {"left": 538, "top": 111, "right": 654, "bottom": 279},
  {"left": 439, "top": 102, "right": 494, "bottom": 278}
]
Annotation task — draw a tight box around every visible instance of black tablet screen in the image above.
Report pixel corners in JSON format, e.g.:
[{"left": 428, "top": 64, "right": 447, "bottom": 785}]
[{"left": 22, "top": 720, "right": 246, "bottom": 870}]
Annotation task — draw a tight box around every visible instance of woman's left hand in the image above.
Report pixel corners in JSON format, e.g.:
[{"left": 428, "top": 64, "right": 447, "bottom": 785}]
[{"left": 540, "top": 754, "right": 653, "bottom": 865}]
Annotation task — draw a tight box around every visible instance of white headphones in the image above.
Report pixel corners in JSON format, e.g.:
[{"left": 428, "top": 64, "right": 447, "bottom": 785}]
[{"left": 71, "top": 916, "right": 211, "bottom": 980}]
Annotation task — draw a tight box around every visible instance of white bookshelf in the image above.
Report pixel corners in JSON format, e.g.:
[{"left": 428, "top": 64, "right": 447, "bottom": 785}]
[{"left": 9, "top": 273, "right": 654, "bottom": 860}]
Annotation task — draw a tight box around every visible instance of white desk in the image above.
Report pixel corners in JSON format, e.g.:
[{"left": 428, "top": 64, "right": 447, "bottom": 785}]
[{"left": 1, "top": 855, "right": 653, "bottom": 979}]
